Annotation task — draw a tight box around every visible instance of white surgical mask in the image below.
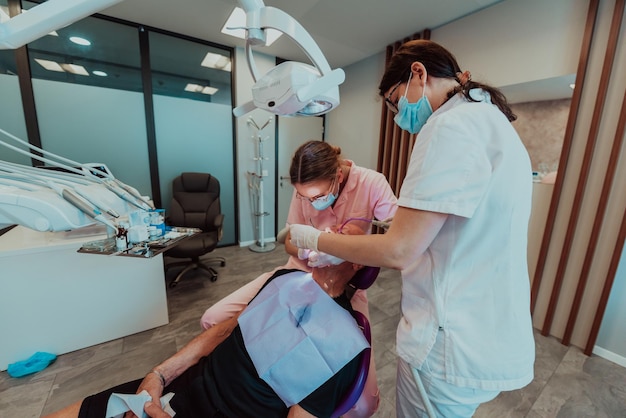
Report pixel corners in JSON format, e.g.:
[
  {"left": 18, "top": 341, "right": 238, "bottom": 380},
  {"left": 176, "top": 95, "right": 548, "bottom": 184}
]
[
  {"left": 300, "top": 175, "right": 339, "bottom": 211},
  {"left": 310, "top": 192, "right": 337, "bottom": 211}
]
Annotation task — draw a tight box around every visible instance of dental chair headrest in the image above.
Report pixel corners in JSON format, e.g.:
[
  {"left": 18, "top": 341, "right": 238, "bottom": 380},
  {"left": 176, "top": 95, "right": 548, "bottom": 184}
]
[{"left": 349, "top": 266, "right": 380, "bottom": 290}]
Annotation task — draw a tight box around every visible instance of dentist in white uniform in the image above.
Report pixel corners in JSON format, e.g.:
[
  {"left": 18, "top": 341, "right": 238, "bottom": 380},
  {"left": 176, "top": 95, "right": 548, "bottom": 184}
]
[{"left": 289, "top": 40, "right": 535, "bottom": 418}]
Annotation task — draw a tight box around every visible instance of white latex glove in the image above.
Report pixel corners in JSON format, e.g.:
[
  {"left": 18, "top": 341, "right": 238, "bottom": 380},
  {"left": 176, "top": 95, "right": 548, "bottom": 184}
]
[
  {"left": 307, "top": 250, "right": 344, "bottom": 268},
  {"left": 298, "top": 248, "right": 312, "bottom": 260},
  {"left": 289, "top": 224, "right": 322, "bottom": 252}
]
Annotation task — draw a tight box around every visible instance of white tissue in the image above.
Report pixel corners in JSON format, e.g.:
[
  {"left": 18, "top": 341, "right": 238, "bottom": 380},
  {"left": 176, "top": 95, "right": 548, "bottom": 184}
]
[{"left": 105, "top": 390, "right": 176, "bottom": 418}]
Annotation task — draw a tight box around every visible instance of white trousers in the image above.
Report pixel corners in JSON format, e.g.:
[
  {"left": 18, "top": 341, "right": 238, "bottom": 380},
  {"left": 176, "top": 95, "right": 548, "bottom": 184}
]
[{"left": 396, "top": 332, "right": 499, "bottom": 418}]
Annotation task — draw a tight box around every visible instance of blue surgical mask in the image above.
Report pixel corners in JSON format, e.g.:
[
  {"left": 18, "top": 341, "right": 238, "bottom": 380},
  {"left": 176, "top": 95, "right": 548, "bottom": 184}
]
[
  {"left": 393, "top": 72, "right": 433, "bottom": 134},
  {"left": 310, "top": 192, "right": 337, "bottom": 211}
]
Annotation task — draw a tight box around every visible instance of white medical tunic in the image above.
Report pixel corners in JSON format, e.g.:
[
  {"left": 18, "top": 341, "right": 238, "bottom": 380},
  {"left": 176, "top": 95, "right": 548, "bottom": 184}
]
[{"left": 396, "top": 89, "right": 535, "bottom": 391}]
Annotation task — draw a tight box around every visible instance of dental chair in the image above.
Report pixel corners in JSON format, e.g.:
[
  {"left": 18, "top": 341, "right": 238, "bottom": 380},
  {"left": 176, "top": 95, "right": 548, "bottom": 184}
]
[{"left": 331, "top": 265, "right": 380, "bottom": 418}]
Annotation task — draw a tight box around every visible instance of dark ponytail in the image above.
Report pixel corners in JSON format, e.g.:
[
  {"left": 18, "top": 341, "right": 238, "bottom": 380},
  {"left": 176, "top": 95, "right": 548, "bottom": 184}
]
[{"left": 378, "top": 40, "right": 516, "bottom": 122}]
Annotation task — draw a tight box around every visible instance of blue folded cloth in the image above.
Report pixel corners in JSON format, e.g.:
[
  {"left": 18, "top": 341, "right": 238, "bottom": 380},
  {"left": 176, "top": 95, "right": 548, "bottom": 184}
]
[{"left": 7, "top": 352, "right": 57, "bottom": 378}]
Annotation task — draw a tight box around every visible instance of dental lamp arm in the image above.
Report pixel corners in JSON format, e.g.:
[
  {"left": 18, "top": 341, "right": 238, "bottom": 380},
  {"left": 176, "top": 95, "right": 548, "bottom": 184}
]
[
  {"left": 233, "top": 101, "right": 258, "bottom": 118},
  {"left": 0, "top": 0, "right": 124, "bottom": 50},
  {"left": 240, "top": 3, "right": 333, "bottom": 79},
  {"left": 233, "top": 0, "right": 344, "bottom": 117}
]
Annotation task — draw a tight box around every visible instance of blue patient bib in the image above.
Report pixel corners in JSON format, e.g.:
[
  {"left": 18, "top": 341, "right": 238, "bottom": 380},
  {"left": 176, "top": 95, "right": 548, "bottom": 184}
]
[{"left": 238, "top": 271, "right": 369, "bottom": 407}]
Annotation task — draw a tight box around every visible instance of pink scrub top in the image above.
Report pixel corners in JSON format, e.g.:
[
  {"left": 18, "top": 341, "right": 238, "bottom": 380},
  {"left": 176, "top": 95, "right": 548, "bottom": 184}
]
[{"left": 284, "top": 161, "right": 397, "bottom": 272}]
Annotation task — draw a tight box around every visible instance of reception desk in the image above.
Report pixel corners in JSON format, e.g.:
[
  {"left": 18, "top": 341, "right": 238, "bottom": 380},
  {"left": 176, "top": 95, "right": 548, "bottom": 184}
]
[{"left": 0, "top": 226, "right": 169, "bottom": 371}]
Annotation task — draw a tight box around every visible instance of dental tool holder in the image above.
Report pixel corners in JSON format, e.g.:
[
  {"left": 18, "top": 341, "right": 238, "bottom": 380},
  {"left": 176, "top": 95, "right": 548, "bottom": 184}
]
[
  {"left": 0, "top": 126, "right": 154, "bottom": 233},
  {"left": 247, "top": 117, "right": 275, "bottom": 253}
]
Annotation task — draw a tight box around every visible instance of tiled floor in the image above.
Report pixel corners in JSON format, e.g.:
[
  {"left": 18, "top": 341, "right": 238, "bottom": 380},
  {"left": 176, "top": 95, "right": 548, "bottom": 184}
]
[{"left": 2, "top": 243, "right": 625, "bottom": 417}]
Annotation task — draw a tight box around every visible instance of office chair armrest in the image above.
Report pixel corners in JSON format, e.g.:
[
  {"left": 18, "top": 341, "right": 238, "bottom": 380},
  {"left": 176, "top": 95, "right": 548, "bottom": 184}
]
[{"left": 214, "top": 213, "right": 224, "bottom": 241}]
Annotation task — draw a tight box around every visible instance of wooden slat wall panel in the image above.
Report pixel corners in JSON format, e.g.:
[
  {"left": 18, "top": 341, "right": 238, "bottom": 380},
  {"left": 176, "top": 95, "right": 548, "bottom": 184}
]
[
  {"left": 563, "top": 82, "right": 626, "bottom": 347},
  {"left": 586, "top": 205, "right": 626, "bottom": 355},
  {"left": 530, "top": 0, "right": 600, "bottom": 312},
  {"left": 530, "top": 0, "right": 626, "bottom": 352},
  {"left": 377, "top": 31, "right": 430, "bottom": 196},
  {"left": 541, "top": 0, "right": 624, "bottom": 336}
]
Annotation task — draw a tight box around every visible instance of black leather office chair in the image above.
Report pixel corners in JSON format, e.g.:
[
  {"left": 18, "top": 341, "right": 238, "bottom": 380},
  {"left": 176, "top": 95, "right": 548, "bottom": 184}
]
[{"left": 165, "top": 172, "right": 225, "bottom": 288}]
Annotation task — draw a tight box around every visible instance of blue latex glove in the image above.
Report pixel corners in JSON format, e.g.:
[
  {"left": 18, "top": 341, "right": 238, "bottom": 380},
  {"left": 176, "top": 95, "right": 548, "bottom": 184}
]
[
  {"left": 7, "top": 352, "right": 56, "bottom": 378},
  {"left": 307, "top": 250, "right": 344, "bottom": 268},
  {"left": 289, "top": 224, "right": 322, "bottom": 252}
]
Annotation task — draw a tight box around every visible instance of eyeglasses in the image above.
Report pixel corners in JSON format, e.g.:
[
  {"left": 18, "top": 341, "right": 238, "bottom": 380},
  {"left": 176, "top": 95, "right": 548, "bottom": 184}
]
[
  {"left": 296, "top": 175, "right": 337, "bottom": 203},
  {"left": 384, "top": 81, "right": 402, "bottom": 114}
]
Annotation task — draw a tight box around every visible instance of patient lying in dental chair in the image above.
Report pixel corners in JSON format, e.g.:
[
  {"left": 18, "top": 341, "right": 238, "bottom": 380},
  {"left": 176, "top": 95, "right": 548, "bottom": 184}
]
[{"left": 45, "top": 227, "right": 370, "bottom": 418}]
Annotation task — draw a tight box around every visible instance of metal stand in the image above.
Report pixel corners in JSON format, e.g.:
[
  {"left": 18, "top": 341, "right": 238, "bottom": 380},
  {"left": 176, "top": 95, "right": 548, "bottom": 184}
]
[{"left": 247, "top": 117, "right": 275, "bottom": 253}]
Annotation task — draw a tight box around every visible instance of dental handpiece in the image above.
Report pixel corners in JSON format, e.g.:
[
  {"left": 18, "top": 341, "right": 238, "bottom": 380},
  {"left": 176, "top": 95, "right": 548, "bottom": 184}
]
[
  {"left": 338, "top": 217, "right": 392, "bottom": 233},
  {"left": 103, "top": 181, "right": 152, "bottom": 211},
  {"left": 61, "top": 189, "right": 118, "bottom": 233},
  {"left": 113, "top": 179, "right": 155, "bottom": 210},
  {"left": 371, "top": 219, "right": 391, "bottom": 230}
]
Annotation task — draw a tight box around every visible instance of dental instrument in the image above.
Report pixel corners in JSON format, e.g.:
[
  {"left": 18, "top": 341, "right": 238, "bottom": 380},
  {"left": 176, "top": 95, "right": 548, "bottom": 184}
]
[
  {"left": 337, "top": 217, "right": 392, "bottom": 233},
  {"left": 0, "top": 126, "right": 151, "bottom": 232}
]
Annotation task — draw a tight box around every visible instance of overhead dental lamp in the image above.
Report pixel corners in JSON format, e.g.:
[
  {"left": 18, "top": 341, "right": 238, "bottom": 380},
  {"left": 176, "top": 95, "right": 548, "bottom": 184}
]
[
  {"left": 0, "top": 0, "right": 124, "bottom": 50},
  {"left": 232, "top": 0, "right": 345, "bottom": 117}
]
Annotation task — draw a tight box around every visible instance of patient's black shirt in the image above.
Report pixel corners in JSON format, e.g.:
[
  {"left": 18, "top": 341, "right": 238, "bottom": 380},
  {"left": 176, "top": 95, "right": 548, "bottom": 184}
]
[{"left": 79, "top": 269, "right": 361, "bottom": 418}]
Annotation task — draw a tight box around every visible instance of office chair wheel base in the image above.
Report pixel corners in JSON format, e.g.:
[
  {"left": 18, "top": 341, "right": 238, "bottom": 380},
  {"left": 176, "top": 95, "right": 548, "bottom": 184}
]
[
  {"left": 220, "top": 261, "right": 226, "bottom": 267},
  {"left": 210, "top": 275, "right": 218, "bottom": 282}
]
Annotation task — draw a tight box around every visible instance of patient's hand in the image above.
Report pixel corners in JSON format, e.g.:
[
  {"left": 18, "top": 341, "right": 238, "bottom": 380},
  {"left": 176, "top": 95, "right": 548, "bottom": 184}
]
[
  {"left": 124, "top": 372, "right": 164, "bottom": 418},
  {"left": 144, "top": 401, "right": 172, "bottom": 417}
]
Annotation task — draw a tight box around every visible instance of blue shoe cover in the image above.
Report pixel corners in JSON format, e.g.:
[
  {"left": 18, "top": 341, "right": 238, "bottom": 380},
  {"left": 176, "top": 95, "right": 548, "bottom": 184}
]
[{"left": 7, "top": 352, "right": 57, "bottom": 378}]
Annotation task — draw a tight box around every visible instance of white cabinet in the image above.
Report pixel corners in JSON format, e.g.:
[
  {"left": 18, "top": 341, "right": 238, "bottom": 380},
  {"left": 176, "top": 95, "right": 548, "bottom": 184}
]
[{"left": 0, "top": 226, "right": 169, "bottom": 371}]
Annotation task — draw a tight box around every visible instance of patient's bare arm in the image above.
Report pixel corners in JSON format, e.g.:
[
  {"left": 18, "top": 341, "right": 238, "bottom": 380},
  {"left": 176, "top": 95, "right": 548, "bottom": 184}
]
[
  {"left": 288, "top": 404, "right": 317, "bottom": 418},
  {"left": 136, "top": 312, "right": 242, "bottom": 410}
]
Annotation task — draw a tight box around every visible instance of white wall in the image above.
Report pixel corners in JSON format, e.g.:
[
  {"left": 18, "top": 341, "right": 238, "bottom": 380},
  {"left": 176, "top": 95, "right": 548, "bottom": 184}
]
[
  {"left": 326, "top": 52, "right": 385, "bottom": 170},
  {"left": 431, "top": 0, "right": 587, "bottom": 88},
  {"left": 595, "top": 245, "right": 626, "bottom": 365},
  {"left": 324, "top": 0, "right": 588, "bottom": 174}
]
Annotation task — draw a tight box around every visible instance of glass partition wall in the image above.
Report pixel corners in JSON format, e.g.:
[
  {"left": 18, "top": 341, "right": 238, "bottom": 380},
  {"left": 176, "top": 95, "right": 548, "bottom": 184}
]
[
  {"left": 0, "top": 0, "right": 30, "bottom": 165},
  {"left": 0, "top": 1, "right": 236, "bottom": 245},
  {"left": 149, "top": 32, "right": 236, "bottom": 245}
]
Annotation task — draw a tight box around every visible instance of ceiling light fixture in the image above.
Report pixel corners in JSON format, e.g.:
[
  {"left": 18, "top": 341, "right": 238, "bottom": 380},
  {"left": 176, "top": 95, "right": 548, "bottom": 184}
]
[
  {"left": 92, "top": 70, "right": 107, "bottom": 77},
  {"left": 185, "top": 83, "right": 218, "bottom": 95},
  {"left": 0, "top": 0, "right": 123, "bottom": 50},
  {"left": 34, "top": 58, "right": 65, "bottom": 72},
  {"left": 69, "top": 36, "right": 91, "bottom": 46},
  {"left": 200, "top": 52, "right": 232, "bottom": 71},
  {"left": 232, "top": 0, "right": 345, "bottom": 117},
  {"left": 34, "top": 59, "right": 89, "bottom": 76},
  {"left": 60, "top": 63, "right": 89, "bottom": 76}
]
